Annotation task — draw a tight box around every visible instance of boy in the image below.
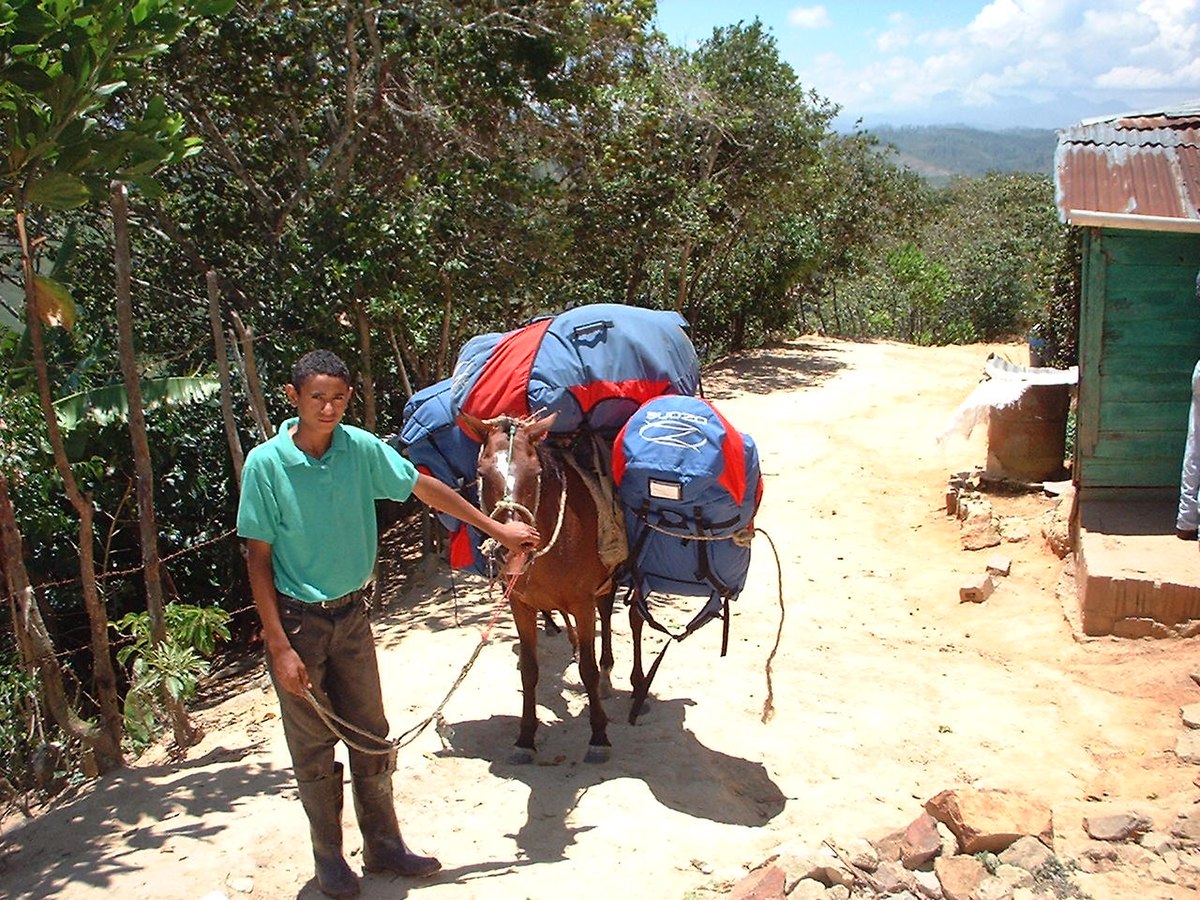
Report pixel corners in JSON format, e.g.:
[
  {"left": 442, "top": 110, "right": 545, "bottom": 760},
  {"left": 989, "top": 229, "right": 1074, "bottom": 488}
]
[{"left": 237, "top": 350, "right": 537, "bottom": 898}]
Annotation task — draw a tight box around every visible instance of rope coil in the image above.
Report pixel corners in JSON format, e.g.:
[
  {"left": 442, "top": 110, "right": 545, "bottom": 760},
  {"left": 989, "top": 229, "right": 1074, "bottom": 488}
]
[{"left": 639, "top": 517, "right": 756, "bottom": 547}]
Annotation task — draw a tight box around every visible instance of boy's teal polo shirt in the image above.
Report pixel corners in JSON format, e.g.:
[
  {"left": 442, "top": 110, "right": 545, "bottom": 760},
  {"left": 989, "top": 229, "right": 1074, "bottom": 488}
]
[{"left": 237, "top": 417, "right": 419, "bottom": 602}]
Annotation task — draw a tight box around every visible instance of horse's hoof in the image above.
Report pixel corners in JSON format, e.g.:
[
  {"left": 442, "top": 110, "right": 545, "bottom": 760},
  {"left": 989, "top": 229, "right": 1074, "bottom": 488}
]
[
  {"left": 510, "top": 747, "right": 536, "bottom": 765},
  {"left": 628, "top": 697, "right": 651, "bottom": 725},
  {"left": 584, "top": 744, "right": 611, "bottom": 764}
]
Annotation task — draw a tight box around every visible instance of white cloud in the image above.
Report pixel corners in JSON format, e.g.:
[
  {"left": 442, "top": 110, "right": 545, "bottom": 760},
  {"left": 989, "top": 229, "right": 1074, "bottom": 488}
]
[
  {"left": 787, "top": 5, "right": 831, "bottom": 29},
  {"left": 795, "top": 0, "right": 1200, "bottom": 127},
  {"left": 967, "top": 0, "right": 1034, "bottom": 49},
  {"left": 1097, "top": 65, "right": 1181, "bottom": 89},
  {"left": 876, "top": 31, "right": 910, "bottom": 53},
  {"left": 875, "top": 12, "right": 912, "bottom": 53}
]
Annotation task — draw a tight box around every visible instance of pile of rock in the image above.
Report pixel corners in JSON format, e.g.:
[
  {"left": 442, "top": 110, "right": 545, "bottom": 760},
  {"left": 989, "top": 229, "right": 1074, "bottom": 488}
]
[
  {"left": 724, "top": 787, "right": 1200, "bottom": 899},
  {"left": 944, "top": 470, "right": 1072, "bottom": 561}
]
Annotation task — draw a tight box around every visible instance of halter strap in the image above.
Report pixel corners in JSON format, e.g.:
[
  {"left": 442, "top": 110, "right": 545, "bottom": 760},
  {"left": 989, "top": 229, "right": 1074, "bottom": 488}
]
[{"left": 477, "top": 416, "right": 567, "bottom": 566}]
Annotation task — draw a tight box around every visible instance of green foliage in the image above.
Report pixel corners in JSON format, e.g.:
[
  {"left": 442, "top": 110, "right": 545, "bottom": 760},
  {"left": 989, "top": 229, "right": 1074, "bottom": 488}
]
[
  {"left": 113, "top": 602, "right": 231, "bottom": 664},
  {"left": 0, "top": 0, "right": 229, "bottom": 210},
  {"left": 118, "top": 641, "right": 208, "bottom": 748},
  {"left": 112, "top": 603, "right": 230, "bottom": 747},
  {"left": 830, "top": 170, "right": 1072, "bottom": 351},
  {"left": 54, "top": 373, "right": 219, "bottom": 429},
  {"left": 0, "top": 656, "right": 40, "bottom": 791},
  {"left": 884, "top": 242, "right": 951, "bottom": 345}
]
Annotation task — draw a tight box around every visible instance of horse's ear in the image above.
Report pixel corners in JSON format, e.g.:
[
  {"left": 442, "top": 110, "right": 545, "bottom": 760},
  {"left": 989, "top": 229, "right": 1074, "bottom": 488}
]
[
  {"left": 458, "top": 413, "right": 488, "bottom": 442},
  {"left": 525, "top": 412, "right": 558, "bottom": 441}
]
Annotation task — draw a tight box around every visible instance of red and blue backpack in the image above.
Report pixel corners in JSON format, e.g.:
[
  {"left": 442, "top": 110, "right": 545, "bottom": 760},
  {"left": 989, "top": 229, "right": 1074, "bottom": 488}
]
[
  {"left": 450, "top": 303, "right": 700, "bottom": 439},
  {"left": 394, "top": 378, "right": 488, "bottom": 575},
  {"left": 611, "top": 394, "right": 763, "bottom": 643}
]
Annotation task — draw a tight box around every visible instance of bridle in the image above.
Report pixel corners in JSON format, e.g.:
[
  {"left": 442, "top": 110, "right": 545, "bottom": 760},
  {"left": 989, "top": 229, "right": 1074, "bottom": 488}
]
[{"left": 478, "top": 416, "right": 568, "bottom": 565}]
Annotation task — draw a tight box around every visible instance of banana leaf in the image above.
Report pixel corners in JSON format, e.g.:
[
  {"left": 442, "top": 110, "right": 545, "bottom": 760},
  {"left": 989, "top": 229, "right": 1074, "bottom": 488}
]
[{"left": 55, "top": 376, "right": 220, "bottom": 430}]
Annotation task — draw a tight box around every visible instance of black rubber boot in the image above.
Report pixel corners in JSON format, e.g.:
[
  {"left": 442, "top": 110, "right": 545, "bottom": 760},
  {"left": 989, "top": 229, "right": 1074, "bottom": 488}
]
[
  {"left": 352, "top": 771, "right": 442, "bottom": 878},
  {"left": 297, "top": 765, "right": 361, "bottom": 898}
]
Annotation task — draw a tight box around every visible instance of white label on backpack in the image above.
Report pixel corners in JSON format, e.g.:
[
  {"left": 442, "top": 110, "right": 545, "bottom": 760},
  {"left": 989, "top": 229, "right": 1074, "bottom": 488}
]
[{"left": 649, "top": 479, "right": 683, "bottom": 501}]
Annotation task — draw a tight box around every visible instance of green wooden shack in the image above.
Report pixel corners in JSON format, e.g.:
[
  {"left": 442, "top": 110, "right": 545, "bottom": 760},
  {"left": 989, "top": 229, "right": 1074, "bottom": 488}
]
[
  {"left": 1055, "top": 103, "right": 1200, "bottom": 501},
  {"left": 1054, "top": 101, "right": 1200, "bottom": 637}
]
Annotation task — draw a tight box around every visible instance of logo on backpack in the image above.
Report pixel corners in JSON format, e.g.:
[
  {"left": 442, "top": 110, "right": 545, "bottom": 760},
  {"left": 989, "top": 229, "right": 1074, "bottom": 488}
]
[{"left": 638, "top": 411, "right": 709, "bottom": 452}]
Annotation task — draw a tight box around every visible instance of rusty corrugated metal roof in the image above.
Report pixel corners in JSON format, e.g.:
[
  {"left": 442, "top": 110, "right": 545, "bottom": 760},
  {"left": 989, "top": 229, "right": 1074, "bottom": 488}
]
[{"left": 1054, "top": 100, "right": 1200, "bottom": 228}]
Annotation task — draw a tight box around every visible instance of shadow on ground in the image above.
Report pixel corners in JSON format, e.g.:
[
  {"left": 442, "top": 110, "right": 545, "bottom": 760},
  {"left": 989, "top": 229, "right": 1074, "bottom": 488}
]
[
  {"left": 703, "top": 340, "right": 848, "bottom": 400},
  {"left": 425, "top": 634, "right": 785, "bottom": 876},
  {"left": 2, "top": 746, "right": 287, "bottom": 899}
]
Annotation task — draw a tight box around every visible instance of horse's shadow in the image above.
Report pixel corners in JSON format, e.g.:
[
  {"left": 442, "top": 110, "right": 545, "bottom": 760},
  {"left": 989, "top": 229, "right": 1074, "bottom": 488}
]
[{"left": 436, "top": 634, "right": 786, "bottom": 866}]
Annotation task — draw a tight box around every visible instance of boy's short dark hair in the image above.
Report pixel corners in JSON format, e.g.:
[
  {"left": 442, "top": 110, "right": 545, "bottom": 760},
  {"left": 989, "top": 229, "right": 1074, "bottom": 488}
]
[{"left": 291, "top": 350, "right": 351, "bottom": 388}]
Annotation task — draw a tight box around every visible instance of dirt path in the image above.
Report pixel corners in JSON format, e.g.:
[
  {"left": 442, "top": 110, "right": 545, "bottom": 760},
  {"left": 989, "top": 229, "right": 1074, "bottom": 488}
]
[{"left": 5, "top": 337, "right": 1200, "bottom": 900}]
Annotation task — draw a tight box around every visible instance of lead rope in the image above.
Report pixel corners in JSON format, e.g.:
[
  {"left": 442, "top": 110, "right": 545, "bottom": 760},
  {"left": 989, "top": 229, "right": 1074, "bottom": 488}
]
[{"left": 301, "top": 572, "right": 519, "bottom": 754}]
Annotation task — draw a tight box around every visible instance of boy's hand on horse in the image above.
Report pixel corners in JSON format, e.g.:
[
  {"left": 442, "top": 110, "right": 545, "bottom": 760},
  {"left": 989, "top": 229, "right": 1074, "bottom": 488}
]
[{"left": 494, "top": 520, "right": 539, "bottom": 553}]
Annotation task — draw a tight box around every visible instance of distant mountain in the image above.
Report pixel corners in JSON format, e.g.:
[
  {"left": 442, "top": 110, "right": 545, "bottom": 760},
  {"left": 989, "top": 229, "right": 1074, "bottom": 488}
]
[{"left": 869, "top": 125, "right": 1057, "bottom": 184}]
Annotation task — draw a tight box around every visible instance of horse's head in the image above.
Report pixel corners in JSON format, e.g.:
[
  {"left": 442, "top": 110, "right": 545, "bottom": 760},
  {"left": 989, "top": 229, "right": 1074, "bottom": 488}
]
[{"left": 461, "top": 412, "right": 557, "bottom": 571}]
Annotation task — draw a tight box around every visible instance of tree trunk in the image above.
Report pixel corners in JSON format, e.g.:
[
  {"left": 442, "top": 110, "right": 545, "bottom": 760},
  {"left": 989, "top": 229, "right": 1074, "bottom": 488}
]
[
  {"left": 385, "top": 328, "right": 414, "bottom": 400},
  {"left": 15, "top": 211, "right": 124, "bottom": 769},
  {"left": 623, "top": 247, "right": 647, "bottom": 305},
  {"left": 1, "top": 472, "right": 122, "bottom": 776},
  {"left": 229, "top": 310, "right": 274, "bottom": 440},
  {"left": 675, "top": 130, "right": 721, "bottom": 314},
  {"left": 112, "top": 183, "right": 197, "bottom": 749},
  {"left": 674, "top": 237, "right": 695, "bottom": 314},
  {"left": 436, "top": 270, "right": 454, "bottom": 380},
  {"left": 2, "top": 470, "right": 117, "bottom": 777},
  {"left": 352, "top": 295, "right": 377, "bottom": 432},
  {"left": 206, "top": 271, "right": 245, "bottom": 484}
]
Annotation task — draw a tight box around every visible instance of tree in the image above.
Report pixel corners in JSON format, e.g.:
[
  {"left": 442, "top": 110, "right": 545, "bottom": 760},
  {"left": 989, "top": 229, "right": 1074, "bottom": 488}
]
[
  {"left": 1, "top": 0, "right": 232, "bottom": 772},
  {"left": 562, "top": 20, "right": 840, "bottom": 352},
  {"left": 922, "top": 172, "right": 1064, "bottom": 341}
]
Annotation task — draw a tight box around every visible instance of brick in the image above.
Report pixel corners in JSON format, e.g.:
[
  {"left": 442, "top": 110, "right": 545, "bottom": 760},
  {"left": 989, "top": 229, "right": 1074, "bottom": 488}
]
[{"left": 960, "top": 573, "right": 995, "bottom": 603}]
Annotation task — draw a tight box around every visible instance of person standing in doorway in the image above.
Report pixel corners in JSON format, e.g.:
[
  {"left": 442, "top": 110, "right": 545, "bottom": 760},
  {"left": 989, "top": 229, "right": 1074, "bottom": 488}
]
[
  {"left": 1177, "top": 271, "right": 1200, "bottom": 543},
  {"left": 1176, "top": 360, "right": 1200, "bottom": 541},
  {"left": 237, "top": 349, "right": 538, "bottom": 897}
]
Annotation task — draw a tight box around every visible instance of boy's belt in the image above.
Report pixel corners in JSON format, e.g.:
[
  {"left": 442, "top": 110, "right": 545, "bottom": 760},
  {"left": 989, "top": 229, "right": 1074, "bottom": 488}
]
[{"left": 276, "top": 589, "right": 364, "bottom": 617}]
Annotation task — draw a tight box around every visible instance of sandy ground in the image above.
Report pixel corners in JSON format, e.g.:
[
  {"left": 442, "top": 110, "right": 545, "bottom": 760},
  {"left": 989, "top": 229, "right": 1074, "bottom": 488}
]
[{"left": 5, "top": 336, "right": 1200, "bottom": 900}]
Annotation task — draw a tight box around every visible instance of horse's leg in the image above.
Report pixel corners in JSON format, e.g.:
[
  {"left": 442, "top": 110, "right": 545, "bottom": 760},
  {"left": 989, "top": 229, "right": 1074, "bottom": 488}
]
[
  {"left": 629, "top": 602, "right": 645, "bottom": 696},
  {"left": 510, "top": 599, "right": 540, "bottom": 765},
  {"left": 597, "top": 585, "right": 616, "bottom": 699},
  {"left": 565, "top": 616, "right": 580, "bottom": 660},
  {"left": 574, "top": 605, "right": 610, "bottom": 763}
]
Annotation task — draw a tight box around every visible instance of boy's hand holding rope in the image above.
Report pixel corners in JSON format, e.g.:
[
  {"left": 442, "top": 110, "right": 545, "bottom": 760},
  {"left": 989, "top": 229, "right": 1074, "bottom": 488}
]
[{"left": 300, "top": 573, "right": 520, "bottom": 755}]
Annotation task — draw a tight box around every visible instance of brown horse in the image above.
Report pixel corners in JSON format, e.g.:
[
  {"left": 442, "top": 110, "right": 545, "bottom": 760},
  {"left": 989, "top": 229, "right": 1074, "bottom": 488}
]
[{"left": 463, "top": 412, "right": 619, "bottom": 764}]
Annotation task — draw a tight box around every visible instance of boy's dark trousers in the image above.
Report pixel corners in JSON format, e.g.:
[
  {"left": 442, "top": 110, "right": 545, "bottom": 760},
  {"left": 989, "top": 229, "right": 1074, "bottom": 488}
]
[{"left": 267, "top": 594, "right": 439, "bottom": 896}]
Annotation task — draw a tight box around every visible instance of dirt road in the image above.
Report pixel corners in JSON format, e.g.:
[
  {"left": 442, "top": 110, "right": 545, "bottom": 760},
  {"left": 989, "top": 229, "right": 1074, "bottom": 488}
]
[{"left": 5, "top": 337, "right": 1199, "bottom": 900}]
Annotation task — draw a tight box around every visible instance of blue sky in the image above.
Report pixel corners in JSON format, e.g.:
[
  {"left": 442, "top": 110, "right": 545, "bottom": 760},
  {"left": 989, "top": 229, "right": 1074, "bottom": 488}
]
[{"left": 654, "top": 0, "right": 1200, "bottom": 130}]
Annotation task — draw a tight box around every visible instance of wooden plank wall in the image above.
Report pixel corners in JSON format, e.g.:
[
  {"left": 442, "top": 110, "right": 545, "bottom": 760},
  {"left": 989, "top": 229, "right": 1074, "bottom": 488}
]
[{"left": 1078, "top": 228, "right": 1200, "bottom": 495}]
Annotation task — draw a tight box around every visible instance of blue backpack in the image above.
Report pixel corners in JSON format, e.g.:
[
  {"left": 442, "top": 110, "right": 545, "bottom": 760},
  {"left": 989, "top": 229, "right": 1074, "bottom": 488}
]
[
  {"left": 451, "top": 304, "right": 701, "bottom": 438},
  {"left": 394, "top": 378, "right": 487, "bottom": 575},
  {"left": 611, "top": 395, "right": 763, "bottom": 641}
]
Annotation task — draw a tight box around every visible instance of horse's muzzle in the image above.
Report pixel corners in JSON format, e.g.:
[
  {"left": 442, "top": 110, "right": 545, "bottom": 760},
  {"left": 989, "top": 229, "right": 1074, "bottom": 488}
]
[{"left": 502, "top": 549, "right": 531, "bottom": 579}]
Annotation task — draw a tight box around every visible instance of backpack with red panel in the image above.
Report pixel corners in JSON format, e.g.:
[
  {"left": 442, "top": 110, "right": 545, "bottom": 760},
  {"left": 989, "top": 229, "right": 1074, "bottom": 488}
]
[
  {"left": 393, "top": 377, "right": 489, "bottom": 576},
  {"left": 449, "top": 303, "right": 701, "bottom": 441},
  {"left": 611, "top": 394, "right": 763, "bottom": 649}
]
